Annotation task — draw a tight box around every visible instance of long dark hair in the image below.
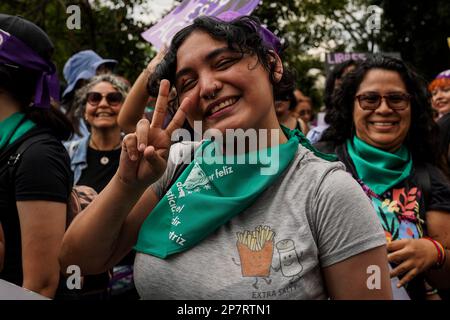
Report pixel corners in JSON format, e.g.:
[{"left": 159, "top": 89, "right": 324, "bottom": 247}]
[
  {"left": 321, "top": 55, "right": 444, "bottom": 170},
  {"left": 324, "top": 59, "right": 358, "bottom": 112},
  {"left": 0, "top": 64, "right": 73, "bottom": 141},
  {"left": 147, "top": 15, "right": 295, "bottom": 114}
]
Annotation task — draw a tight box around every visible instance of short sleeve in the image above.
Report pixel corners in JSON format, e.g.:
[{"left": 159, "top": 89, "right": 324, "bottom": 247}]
[
  {"left": 311, "top": 166, "right": 386, "bottom": 267},
  {"left": 427, "top": 165, "right": 450, "bottom": 213},
  {"left": 14, "top": 138, "right": 72, "bottom": 203}
]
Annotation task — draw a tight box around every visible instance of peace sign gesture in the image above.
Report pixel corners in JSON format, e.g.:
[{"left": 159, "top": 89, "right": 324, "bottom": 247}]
[{"left": 118, "top": 79, "right": 192, "bottom": 188}]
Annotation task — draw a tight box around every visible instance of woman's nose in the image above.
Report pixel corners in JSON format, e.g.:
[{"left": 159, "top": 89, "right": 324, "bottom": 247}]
[
  {"left": 375, "top": 97, "right": 394, "bottom": 114},
  {"left": 199, "top": 75, "right": 221, "bottom": 100}
]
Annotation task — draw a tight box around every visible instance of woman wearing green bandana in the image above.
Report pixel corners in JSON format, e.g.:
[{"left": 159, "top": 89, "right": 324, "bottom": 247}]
[
  {"left": 0, "top": 15, "right": 73, "bottom": 298},
  {"left": 315, "top": 55, "right": 450, "bottom": 299},
  {"left": 61, "top": 15, "right": 392, "bottom": 300}
]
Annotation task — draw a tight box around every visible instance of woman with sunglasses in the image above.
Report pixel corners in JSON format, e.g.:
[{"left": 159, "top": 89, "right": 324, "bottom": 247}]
[
  {"left": 64, "top": 74, "right": 137, "bottom": 300},
  {"left": 66, "top": 74, "right": 128, "bottom": 193},
  {"left": 315, "top": 55, "right": 450, "bottom": 299},
  {"left": 60, "top": 15, "right": 392, "bottom": 300}
]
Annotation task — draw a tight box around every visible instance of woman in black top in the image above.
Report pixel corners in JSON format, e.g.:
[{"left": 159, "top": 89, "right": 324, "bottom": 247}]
[{"left": 0, "top": 14, "right": 73, "bottom": 298}]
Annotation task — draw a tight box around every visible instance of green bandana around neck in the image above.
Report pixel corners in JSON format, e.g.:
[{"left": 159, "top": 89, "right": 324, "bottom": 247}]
[
  {"left": 346, "top": 135, "right": 412, "bottom": 196},
  {"left": 0, "top": 112, "right": 35, "bottom": 151},
  {"left": 135, "top": 126, "right": 336, "bottom": 258}
]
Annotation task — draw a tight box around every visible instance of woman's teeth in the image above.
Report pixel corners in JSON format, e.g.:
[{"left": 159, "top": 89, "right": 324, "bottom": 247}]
[
  {"left": 96, "top": 113, "right": 113, "bottom": 117},
  {"left": 210, "top": 98, "right": 236, "bottom": 114},
  {"left": 372, "top": 122, "right": 397, "bottom": 126}
]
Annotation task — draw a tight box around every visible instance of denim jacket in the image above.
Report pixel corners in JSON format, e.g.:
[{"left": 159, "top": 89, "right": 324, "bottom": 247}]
[{"left": 64, "top": 134, "right": 90, "bottom": 185}]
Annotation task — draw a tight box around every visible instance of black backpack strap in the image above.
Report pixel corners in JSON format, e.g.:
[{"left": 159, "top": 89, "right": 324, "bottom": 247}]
[{"left": 414, "top": 163, "right": 431, "bottom": 222}]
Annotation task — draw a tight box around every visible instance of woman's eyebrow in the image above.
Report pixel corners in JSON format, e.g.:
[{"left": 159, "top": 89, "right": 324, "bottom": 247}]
[{"left": 175, "top": 47, "right": 231, "bottom": 82}]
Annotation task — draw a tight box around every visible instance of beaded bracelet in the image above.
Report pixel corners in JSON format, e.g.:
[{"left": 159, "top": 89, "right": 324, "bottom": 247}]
[
  {"left": 426, "top": 288, "right": 439, "bottom": 296},
  {"left": 423, "top": 237, "right": 446, "bottom": 269}
]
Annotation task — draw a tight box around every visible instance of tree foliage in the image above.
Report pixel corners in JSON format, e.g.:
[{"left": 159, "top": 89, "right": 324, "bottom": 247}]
[
  {"left": 254, "top": 0, "right": 375, "bottom": 108},
  {"left": 372, "top": 0, "right": 450, "bottom": 80},
  {"left": 0, "top": 0, "right": 158, "bottom": 83},
  {"left": 3, "top": 0, "right": 444, "bottom": 108}
]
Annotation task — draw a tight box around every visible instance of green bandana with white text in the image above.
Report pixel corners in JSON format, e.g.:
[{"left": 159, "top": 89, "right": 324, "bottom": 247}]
[
  {"left": 135, "top": 126, "right": 336, "bottom": 258},
  {"left": 0, "top": 112, "right": 35, "bottom": 151},
  {"left": 346, "top": 135, "right": 413, "bottom": 196}
]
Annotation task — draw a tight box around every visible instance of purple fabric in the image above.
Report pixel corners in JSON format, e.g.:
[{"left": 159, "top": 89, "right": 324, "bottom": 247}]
[
  {"left": 436, "top": 69, "right": 450, "bottom": 80},
  {"left": 141, "top": 0, "right": 260, "bottom": 50},
  {"left": 216, "top": 11, "right": 282, "bottom": 53},
  {"left": 0, "top": 29, "right": 59, "bottom": 108}
]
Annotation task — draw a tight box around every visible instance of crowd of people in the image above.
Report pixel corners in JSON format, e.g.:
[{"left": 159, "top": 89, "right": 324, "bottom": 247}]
[{"left": 0, "top": 11, "right": 449, "bottom": 300}]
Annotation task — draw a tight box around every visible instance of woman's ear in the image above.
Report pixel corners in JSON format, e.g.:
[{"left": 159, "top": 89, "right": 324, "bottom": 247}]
[{"left": 269, "top": 51, "right": 283, "bottom": 83}]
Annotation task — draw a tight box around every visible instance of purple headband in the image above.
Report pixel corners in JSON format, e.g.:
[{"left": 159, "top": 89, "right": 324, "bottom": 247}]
[
  {"left": 0, "top": 28, "right": 59, "bottom": 108},
  {"left": 435, "top": 69, "right": 450, "bottom": 80},
  {"left": 216, "top": 11, "right": 282, "bottom": 54}
]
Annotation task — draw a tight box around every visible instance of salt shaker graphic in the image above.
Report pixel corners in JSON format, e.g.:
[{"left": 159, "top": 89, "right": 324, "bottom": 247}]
[{"left": 276, "top": 239, "right": 303, "bottom": 278}]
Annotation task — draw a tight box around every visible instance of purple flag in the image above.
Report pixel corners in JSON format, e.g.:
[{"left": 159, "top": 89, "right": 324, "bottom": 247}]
[{"left": 141, "top": 0, "right": 260, "bottom": 50}]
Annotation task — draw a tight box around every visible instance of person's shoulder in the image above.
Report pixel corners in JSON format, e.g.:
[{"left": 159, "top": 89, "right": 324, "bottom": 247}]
[
  {"left": 312, "top": 140, "right": 336, "bottom": 154},
  {"left": 286, "top": 144, "right": 349, "bottom": 188},
  {"left": 63, "top": 134, "right": 89, "bottom": 160},
  {"left": 296, "top": 144, "right": 343, "bottom": 168},
  {"left": 21, "top": 131, "right": 69, "bottom": 164},
  {"left": 421, "top": 163, "right": 450, "bottom": 186}
]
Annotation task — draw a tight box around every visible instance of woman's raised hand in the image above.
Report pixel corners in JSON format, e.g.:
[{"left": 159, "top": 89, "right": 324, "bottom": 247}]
[{"left": 118, "top": 79, "right": 192, "bottom": 188}]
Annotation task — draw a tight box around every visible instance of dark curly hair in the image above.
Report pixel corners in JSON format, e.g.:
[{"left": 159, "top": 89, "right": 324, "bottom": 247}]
[
  {"left": 147, "top": 15, "right": 295, "bottom": 114},
  {"left": 321, "top": 55, "right": 444, "bottom": 169},
  {"left": 324, "top": 59, "right": 358, "bottom": 112}
]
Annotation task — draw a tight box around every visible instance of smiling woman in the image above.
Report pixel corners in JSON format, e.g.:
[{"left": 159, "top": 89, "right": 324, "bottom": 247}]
[
  {"left": 60, "top": 15, "right": 393, "bottom": 300},
  {"left": 66, "top": 74, "right": 129, "bottom": 192},
  {"left": 316, "top": 55, "right": 450, "bottom": 299},
  {"left": 63, "top": 74, "right": 133, "bottom": 300}
]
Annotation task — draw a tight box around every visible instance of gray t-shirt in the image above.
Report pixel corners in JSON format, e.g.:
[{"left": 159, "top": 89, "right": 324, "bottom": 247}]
[{"left": 134, "top": 142, "right": 386, "bottom": 299}]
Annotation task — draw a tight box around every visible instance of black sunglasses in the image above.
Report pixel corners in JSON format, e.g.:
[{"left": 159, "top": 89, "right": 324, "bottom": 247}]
[
  {"left": 299, "top": 109, "right": 312, "bottom": 116},
  {"left": 86, "top": 91, "right": 123, "bottom": 106},
  {"left": 355, "top": 93, "right": 411, "bottom": 111}
]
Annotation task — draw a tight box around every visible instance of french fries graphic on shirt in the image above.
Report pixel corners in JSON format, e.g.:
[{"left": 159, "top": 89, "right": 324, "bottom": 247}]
[
  {"left": 236, "top": 225, "right": 275, "bottom": 277},
  {"left": 237, "top": 225, "right": 275, "bottom": 251}
]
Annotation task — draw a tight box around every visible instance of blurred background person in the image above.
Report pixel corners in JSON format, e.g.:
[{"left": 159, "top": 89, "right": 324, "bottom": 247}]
[
  {"left": 429, "top": 69, "right": 450, "bottom": 174},
  {"left": 429, "top": 69, "right": 450, "bottom": 120},
  {"left": 292, "top": 89, "right": 313, "bottom": 134},
  {"left": 61, "top": 50, "right": 117, "bottom": 142},
  {"left": 308, "top": 60, "right": 357, "bottom": 144},
  {"left": 275, "top": 91, "right": 308, "bottom": 134},
  {"left": 65, "top": 74, "right": 138, "bottom": 299}
]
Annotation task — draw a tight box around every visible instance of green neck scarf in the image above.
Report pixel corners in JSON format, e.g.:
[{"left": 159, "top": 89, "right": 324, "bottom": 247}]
[
  {"left": 135, "top": 126, "right": 336, "bottom": 258},
  {"left": 346, "top": 136, "right": 412, "bottom": 196},
  {"left": 0, "top": 112, "right": 35, "bottom": 151}
]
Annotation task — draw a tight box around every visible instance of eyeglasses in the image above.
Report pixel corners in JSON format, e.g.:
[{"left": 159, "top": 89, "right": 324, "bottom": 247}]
[
  {"left": 86, "top": 91, "right": 123, "bottom": 106},
  {"left": 298, "top": 109, "right": 312, "bottom": 116},
  {"left": 355, "top": 93, "right": 411, "bottom": 111}
]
